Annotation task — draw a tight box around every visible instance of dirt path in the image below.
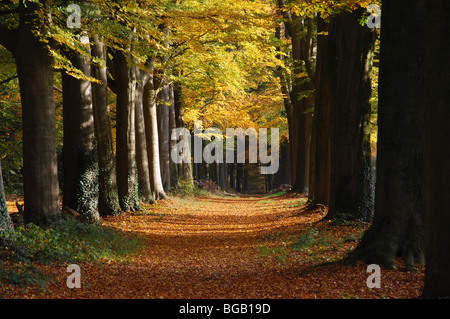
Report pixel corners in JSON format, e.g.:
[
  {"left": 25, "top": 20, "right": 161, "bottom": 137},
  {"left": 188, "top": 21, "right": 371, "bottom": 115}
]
[{"left": 5, "top": 194, "right": 424, "bottom": 299}]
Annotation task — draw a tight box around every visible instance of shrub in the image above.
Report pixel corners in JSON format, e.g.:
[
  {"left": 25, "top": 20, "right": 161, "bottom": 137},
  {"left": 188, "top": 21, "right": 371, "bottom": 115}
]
[{"left": 0, "top": 218, "right": 141, "bottom": 287}]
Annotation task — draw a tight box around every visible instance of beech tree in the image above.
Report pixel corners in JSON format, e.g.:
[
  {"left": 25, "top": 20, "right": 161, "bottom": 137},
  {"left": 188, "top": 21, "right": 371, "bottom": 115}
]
[
  {"left": 0, "top": 159, "right": 13, "bottom": 233},
  {"left": 0, "top": 0, "right": 61, "bottom": 226},
  {"left": 90, "top": 35, "right": 122, "bottom": 217},
  {"left": 113, "top": 50, "right": 140, "bottom": 211},
  {"left": 422, "top": 0, "right": 450, "bottom": 298},
  {"left": 325, "top": 8, "right": 376, "bottom": 221},
  {"left": 276, "top": 0, "right": 315, "bottom": 193},
  {"left": 349, "top": 0, "right": 425, "bottom": 269},
  {"left": 62, "top": 49, "right": 100, "bottom": 222}
]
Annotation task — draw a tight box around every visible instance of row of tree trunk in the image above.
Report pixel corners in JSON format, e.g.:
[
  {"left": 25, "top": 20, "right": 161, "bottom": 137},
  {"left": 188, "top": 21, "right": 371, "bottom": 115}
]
[
  {"left": 276, "top": 3, "right": 376, "bottom": 222},
  {"left": 275, "top": 0, "right": 450, "bottom": 297},
  {"left": 0, "top": 1, "right": 183, "bottom": 225}
]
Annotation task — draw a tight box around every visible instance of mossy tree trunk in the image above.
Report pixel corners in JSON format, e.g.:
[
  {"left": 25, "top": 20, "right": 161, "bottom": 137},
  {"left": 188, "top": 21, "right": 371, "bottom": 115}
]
[
  {"left": 62, "top": 50, "right": 100, "bottom": 222},
  {"left": 91, "top": 35, "right": 122, "bottom": 217},
  {"left": 114, "top": 50, "right": 140, "bottom": 212}
]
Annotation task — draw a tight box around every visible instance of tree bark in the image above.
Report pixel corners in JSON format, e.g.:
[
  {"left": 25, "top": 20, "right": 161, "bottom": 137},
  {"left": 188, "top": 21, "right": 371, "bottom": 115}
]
[
  {"left": 143, "top": 74, "right": 168, "bottom": 200},
  {"left": 174, "top": 83, "right": 193, "bottom": 184},
  {"left": 135, "top": 66, "right": 154, "bottom": 204},
  {"left": 13, "top": 1, "right": 61, "bottom": 226},
  {"left": 348, "top": 0, "right": 425, "bottom": 269},
  {"left": 155, "top": 77, "right": 171, "bottom": 190},
  {"left": 276, "top": 1, "right": 315, "bottom": 192},
  {"left": 62, "top": 50, "right": 100, "bottom": 222},
  {"left": 309, "top": 18, "right": 332, "bottom": 206},
  {"left": 168, "top": 84, "right": 179, "bottom": 188},
  {"left": 325, "top": 9, "right": 376, "bottom": 222},
  {"left": 114, "top": 50, "right": 140, "bottom": 211},
  {"left": 90, "top": 35, "right": 122, "bottom": 216},
  {"left": 0, "top": 159, "right": 14, "bottom": 233},
  {"left": 422, "top": 0, "right": 450, "bottom": 298}
]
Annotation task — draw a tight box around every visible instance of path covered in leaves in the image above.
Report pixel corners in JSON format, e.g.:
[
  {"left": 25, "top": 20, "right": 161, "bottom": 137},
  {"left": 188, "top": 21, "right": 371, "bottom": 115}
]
[{"left": 4, "top": 194, "right": 424, "bottom": 299}]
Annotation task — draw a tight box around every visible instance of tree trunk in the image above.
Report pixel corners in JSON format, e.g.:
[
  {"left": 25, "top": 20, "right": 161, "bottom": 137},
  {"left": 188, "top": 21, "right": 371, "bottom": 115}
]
[
  {"left": 114, "top": 51, "right": 140, "bottom": 211},
  {"left": 174, "top": 83, "right": 193, "bottom": 184},
  {"left": 422, "top": 0, "right": 450, "bottom": 298},
  {"left": 325, "top": 9, "right": 376, "bottom": 222},
  {"left": 135, "top": 67, "right": 154, "bottom": 204},
  {"left": 143, "top": 75, "right": 168, "bottom": 200},
  {"left": 168, "top": 84, "right": 179, "bottom": 188},
  {"left": 348, "top": 0, "right": 425, "bottom": 270},
  {"left": 90, "top": 35, "right": 122, "bottom": 216},
  {"left": 13, "top": 1, "right": 61, "bottom": 226},
  {"left": 276, "top": 2, "right": 315, "bottom": 192},
  {"left": 290, "top": 16, "right": 314, "bottom": 194},
  {"left": 156, "top": 78, "right": 171, "bottom": 190},
  {"left": 0, "top": 160, "right": 13, "bottom": 233},
  {"left": 62, "top": 50, "right": 100, "bottom": 222},
  {"left": 309, "top": 18, "right": 332, "bottom": 206}
]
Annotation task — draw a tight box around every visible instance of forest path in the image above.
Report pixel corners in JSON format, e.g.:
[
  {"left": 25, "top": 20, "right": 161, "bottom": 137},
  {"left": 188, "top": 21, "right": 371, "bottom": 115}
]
[{"left": 15, "top": 193, "right": 424, "bottom": 299}]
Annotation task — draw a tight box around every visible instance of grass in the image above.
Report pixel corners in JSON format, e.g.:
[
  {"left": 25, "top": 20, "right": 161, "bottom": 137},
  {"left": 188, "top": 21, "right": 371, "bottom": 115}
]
[{"left": 0, "top": 217, "right": 142, "bottom": 288}]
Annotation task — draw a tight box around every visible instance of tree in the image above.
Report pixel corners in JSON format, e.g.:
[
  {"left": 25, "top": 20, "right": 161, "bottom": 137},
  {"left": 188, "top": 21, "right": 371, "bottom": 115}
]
[
  {"left": 135, "top": 64, "right": 154, "bottom": 204},
  {"left": 0, "top": 1, "right": 61, "bottom": 226},
  {"left": 422, "top": 0, "right": 450, "bottom": 298},
  {"left": 308, "top": 17, "right": 332, "bottom": 206},
  {"left": 143, "top": 67, "right": 169, "bottom": 200},
  {"left": 0, "top": 159, "right": 14, "bottom": 234},
  {"left": 325, "top": 8, "right": 376, "bottom": 221},
  {"left": 62, "top": 49, "right": 100, "bottom": 222},
  {"left": 91, "top": 35, "right": 122, "bottom": 216},
  {"left": 113, "top": 49, "right": 140, "bottom": 212},
  {"left": 348, "top": 0, "right": 425, "bottom": 270},
  {"left": 276, "top": 0, "right": 315, "bottom": 193}
]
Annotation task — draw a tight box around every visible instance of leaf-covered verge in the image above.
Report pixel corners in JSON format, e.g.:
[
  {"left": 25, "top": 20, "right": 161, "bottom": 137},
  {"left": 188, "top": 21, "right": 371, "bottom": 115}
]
[
  {"left": 0, "top": 193, "right": 423, "bottom": 299},
  {"left": 0, "top": 195, "right": 142, "bottom": 291}
]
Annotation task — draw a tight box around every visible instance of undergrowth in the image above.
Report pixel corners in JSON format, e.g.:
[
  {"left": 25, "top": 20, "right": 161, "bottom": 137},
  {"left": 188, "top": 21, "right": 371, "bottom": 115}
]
[{"left": 0, "top": 218, "right": 141, "bottom": 288}]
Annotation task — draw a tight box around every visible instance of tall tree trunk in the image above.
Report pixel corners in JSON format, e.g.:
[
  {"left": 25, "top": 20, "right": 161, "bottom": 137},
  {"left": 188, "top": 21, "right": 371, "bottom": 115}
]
[
  {"left": 90, "top": 35, "right": 122, "bottom": 216},
  {"left": 114, "top": 51, "right": 140, "bottom": 211},
  {"left": 135, "top": 67, "right": 154, "bottom": 204},
  {"left": 0, "top": 160, "right": 13, "bottom": 233},
  {"left": 325, "top": 9, "right": 376, "bottom": 222},
  {"left": 62, "top": 50, "right": 100, "bottom": 222},
  {"left": 13, "top": 1, "right": 61, "bottom": 226},
  {"left": 422, "top": 0, "right": 450, "bottom": 298},
  {"left": 155, "top": 77, "right": 171, "bottom": 190},
  {"left": 173, "top": 83, "right": 193, "bottom": 184},
  {"left": 309, "top": 18, "right": 332, "bottom": 206},
  {"left": 143, "top": 75, "right": 168, "bottom": 200},
  {"left": 168, "top": 84, "right": 179, "bottom": 188},
  {"left": 276, "top": 2, "right": 315, "bottom": 192},
  {"left": 348, "top": 0, "right": 425, "bottom": 270},
  {"left": 290, "top": 16, "right": 314, "bottom": 193}
]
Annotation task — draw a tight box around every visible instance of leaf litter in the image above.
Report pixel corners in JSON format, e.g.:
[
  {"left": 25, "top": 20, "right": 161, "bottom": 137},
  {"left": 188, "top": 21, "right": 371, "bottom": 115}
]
[{"left": 1, "top": 193, "right": 424, "bottom": 299}]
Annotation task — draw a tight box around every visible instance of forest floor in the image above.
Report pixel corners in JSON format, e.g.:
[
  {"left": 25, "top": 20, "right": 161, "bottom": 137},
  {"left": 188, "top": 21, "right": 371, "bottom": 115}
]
[{"left": 1, "top": 192, "right": 424, "bottom": 299}]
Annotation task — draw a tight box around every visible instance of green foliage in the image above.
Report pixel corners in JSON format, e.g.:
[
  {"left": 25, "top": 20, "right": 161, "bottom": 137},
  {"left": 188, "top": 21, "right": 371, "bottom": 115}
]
[
  {"left": 264, "top": 191, "right": 287, "bottom": 197},
  {"left": 170, "top": 179, "right": 212, "bottom": 198},
  {"left": 0, "top": 219, "right": 142, "bottom": 287},
  {"left": 290, "top": 227, "right": 319, "bottom": 251}
]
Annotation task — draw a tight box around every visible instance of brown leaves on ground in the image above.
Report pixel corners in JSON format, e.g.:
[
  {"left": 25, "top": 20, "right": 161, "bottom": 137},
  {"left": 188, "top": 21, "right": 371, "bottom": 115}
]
[{"left": 1, "top": 193, "right": 424, "bottom": 299}]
